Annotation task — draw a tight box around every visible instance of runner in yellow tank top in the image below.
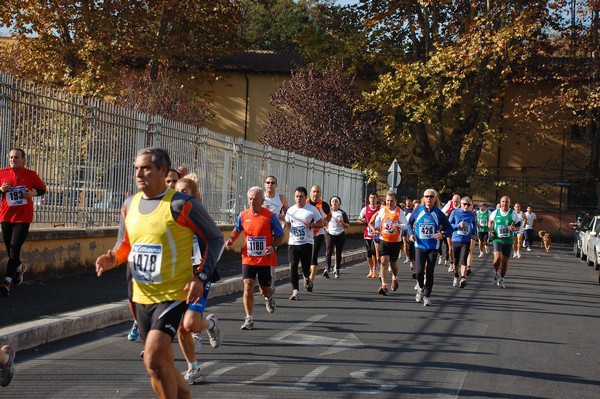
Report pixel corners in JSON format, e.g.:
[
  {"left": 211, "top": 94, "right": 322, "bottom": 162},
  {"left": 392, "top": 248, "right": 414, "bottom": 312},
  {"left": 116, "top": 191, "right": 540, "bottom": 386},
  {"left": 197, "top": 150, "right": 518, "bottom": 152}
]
[{"left": 95, "top": 147, "right": 224, "bottom": 399}]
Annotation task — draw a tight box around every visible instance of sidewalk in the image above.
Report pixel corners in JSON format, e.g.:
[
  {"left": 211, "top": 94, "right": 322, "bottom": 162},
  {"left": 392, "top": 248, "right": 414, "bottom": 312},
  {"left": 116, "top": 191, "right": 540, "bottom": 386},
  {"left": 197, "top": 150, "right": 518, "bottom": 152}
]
[{"left": 0, "top": 235, "right": 367, "bottom": 351}]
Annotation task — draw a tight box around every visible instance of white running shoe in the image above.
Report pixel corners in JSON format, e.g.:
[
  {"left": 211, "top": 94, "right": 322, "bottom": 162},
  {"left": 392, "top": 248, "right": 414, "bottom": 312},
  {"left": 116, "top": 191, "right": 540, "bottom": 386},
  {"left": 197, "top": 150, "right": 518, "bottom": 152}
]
[
  {"left": 499, "top": 277, "right": 506, "bottom": 288},
  {"left": 453, "top": 277, "right": 459, "bottom": 287},
  {"left": 414, "top": 282, "right": 420, "bottom": 291},
  {"left": 182, "top": 367, "right": 202, "bottom": 385},
  {"left": 206, "top": 314, "right": 222, "bottom": 348},
  {"left": 448, "top": 265, "right": 454, "bottom": 273},
  {"left": 459, "top": 277, "right": 466, "bottom": 288},
  {"left": 526, "top": 247, "right": 531, "bottom": 252},
  {"left": 513, "top": 253, "right": 517, "bottom": 258},
  {"left": 240, "top": 317, "right": 254, "bottom": 330},
  {"left": 478, "top": 252, "right": 483, "bottom": 258},
  {"left": 289, "top": 289, "right": 300, "bottom": 300},
  {"left": 415, "top": 289, "right": 423, "bottom": 303},
  {"left": 265, "top": 297, "right": 276, "bottom": 313},
  {"left": 438, "top": 256, "right": 442, "bottom": 265},
  {"left": 517, "top": 252, "right": 521, "bottom": 259},
  {"left": 192, "top": 333, "right": 202, "bottom": 354},
  {"left": 423, "top": 297, "right": 432, "bottom": 306}
]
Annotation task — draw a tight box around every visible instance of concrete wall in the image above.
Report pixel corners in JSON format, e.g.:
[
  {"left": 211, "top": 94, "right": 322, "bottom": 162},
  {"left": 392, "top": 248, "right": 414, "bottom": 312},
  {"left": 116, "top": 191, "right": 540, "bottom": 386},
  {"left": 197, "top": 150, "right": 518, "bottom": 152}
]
[{"left": 0, "top": 224, "right": 365, "bottom": 278}]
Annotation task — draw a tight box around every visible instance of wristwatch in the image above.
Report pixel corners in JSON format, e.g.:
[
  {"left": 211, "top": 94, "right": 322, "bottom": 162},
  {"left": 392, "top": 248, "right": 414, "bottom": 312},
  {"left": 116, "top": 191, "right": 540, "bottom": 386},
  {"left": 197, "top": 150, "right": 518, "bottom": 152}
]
[{"left": 197, "top": 271, "right": 208, "bottom": 282}]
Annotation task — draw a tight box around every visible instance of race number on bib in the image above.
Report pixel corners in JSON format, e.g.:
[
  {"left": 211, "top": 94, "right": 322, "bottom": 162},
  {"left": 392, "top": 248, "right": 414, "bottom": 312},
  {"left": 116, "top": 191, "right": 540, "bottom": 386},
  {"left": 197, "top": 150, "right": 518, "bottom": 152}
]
[
  {"left": 291, "top": 225, "right": 306, "bottom": 240},
  {"left": 383, "top": 219, "right": 398, "bottom": 234},
  {"left": 497, "top": 225, "right": 510, "bottom": 238},
  {"left": 479, "top": 218, "right": 488, "bottom": 227},
  {"left": 7, "top": 185, "right": 27, "bottom": 206},
  {"left": 128, "top": 243, "right": 163, "bottom": 283},
  {"left": 457, "top": 225, "right": 470, "bottom": 235},
  {"left": 419, "top": 223, "right": 435, "bottom": 239},
  {"left": 247, "top": 236, "right": 267, "bottom": 256}
]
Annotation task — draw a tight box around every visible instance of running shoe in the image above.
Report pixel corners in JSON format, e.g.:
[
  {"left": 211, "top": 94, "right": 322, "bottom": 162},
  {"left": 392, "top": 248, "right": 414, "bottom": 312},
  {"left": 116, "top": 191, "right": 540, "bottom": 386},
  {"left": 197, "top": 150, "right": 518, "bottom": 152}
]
[
  {"left": 128, "top": 321, "right": 140, "bottom": 341},
  {"left": 478, "top": 252, "right": 483, "bottom": 258},
  {"left": 423, "top": 297, "right": 432, "bottom": 307},
  {"left": 391, "top": 278, "right": 399, "bottom": 291},
  {"left": 403, "top": 257, "right": 410, "bottom": 264},
  {"left": 526, "top": 247, "right": 532, "bottom": 252},
  {"left": 411, "top": 271, "right": 416, "bottom": 280},
  {"left": 447, "top": 264, "right": 454, "bottom": 273},
  {"left": 367, "top": 272, "right": 373, "bottom": 278},
  {"left": 523, "top": 241, "right": 526, "bottom": 248},
  {"left": 459, "top": 277, "right": 466, "bottom": 288},
  {"left": 323, "top": 269, "right": 330, "bottom": 278},
  {"left": 499, "top": 278, "right": 506, "bottom": 288},
  {"left": 0, "top": 280, "right": 9, "bottom": 296},
  {"left": 265, "top": 297, "right": 276, "bottom": 314},
  {"left": 485, "top": 246, "right": 489, "bottom": 254},
  {"left": 192, "top": 333, "right": 202, "bottom": 354},
  {"left": 517, "top": 252, "right": 521, "bottom": 259},
  {"left": 466, "top": 268, "right": 472, "bottom": 276},
  {"left": 414, "top": 282, "right": 420, "bottom": 291},
  {"left": 304, "top": 278, "right": 313, "bottom": 292},
  {"left": 438, "top": 256, "right": 442, "bottom": 265},
  {"left": 182, "top": 367, "right": 202, "bottom": 385},
  {"left": 334, "top": 271, "right": 340, "bottom": 279},
  {"left": 0, "top": 345, "right": 15, "bottom": 387},
  {"left": 206, "top": 314, "right": 222, "bottom": 348},
  {"left": 491, "top": 271, "right": 499, "bottom": 285},
  {"left": 453, "top": 277, "right": 459, "bottom": 287},
  {"left": 512, "top": 253, "right": 517, "bottom": 258},
  {"left": 415, "top": 288, "right": 423, "bottom": 303},
  {"left": 240, "top": 317, "right": 254, "bottom": 330},
  {"left": 289, "top": 290, "right": 300, "bottom": 300},
  {"left": 14, "top": 264, "right": 27, "bottom": 286},
  {"left": 378, "top": 285, "right": 389, "bottom": 296}
]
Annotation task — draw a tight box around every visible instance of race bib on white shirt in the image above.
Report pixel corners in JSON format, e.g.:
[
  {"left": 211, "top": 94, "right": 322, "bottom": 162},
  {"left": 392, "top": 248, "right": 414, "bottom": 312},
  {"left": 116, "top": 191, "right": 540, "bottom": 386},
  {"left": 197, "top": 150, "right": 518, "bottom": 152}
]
[
  {"left": 6, "top": 185, "right": 27, "bottom": 206},
  {"left": 247, "top": 236, "right": 267, "bottom": 256},
  {"left": 291, "top": 224, "right": 306, "bottom": 240},
  {"left": 129, "top": 243, "right": 163, "bottom": 283},
  {"left": 419, "top": 223, "right": 435, "bottom": 239}
]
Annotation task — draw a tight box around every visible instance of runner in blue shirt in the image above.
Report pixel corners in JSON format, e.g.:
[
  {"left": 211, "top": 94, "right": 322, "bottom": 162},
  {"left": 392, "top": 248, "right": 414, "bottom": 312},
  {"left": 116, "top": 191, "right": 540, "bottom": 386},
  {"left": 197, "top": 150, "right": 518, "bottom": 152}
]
[
  {"left": 448, "top": 196, "right": 478, "bottom": 289},
  {"left": 407, "top": 189, "right": 453, "bottom": 307}
]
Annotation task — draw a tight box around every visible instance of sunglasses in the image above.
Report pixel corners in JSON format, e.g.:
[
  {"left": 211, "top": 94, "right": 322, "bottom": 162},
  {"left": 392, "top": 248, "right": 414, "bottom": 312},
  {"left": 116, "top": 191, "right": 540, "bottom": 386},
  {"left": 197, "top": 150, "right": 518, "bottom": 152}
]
[
  {"left": 265, "top": 181, "right": 277, "bottom": 184},
  {"left": 462, "top": 203, "right": 472, "bottom": 206},
  {"left": 424, "top": 195, "right": 435, "bottom": 198}
]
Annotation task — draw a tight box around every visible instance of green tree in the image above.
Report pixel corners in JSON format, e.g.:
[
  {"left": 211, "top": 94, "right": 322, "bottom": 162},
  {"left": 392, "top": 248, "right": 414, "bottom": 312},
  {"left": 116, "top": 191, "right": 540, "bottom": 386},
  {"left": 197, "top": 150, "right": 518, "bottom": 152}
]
[
  {"left": 0, "top": 1, "right": 242, "bottom": 95},
  {"left": 348, "top": 1, "right": 553, "bottom": 197}
]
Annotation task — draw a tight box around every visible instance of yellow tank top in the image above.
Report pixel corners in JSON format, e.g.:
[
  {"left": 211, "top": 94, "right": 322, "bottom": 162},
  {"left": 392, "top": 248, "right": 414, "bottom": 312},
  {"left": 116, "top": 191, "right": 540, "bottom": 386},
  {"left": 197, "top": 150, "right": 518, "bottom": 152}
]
[{"left": 126, "top": 190, "right": 194, "bottom": 304}]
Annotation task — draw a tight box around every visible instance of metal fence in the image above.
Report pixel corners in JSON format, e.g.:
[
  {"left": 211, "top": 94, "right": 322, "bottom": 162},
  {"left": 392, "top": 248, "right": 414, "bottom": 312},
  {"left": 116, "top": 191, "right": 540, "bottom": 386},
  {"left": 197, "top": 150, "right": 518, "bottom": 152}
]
[{"left": 0, "top": 71, "right": 366, "bottom": 228}]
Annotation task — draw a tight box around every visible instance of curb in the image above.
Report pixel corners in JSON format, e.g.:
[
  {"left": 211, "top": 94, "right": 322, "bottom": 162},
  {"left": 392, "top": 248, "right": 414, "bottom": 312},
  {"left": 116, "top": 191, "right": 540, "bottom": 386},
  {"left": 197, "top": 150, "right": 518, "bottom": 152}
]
[{"left": 0, "top": 249, "right": 367, "bottom": 351}]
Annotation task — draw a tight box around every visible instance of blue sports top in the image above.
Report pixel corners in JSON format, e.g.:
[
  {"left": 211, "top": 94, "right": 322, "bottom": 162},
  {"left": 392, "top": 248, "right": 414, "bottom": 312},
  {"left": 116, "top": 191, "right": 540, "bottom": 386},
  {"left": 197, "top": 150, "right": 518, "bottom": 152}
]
[{"left": 407, "top": 205, "right": 453, "bottom": 250}]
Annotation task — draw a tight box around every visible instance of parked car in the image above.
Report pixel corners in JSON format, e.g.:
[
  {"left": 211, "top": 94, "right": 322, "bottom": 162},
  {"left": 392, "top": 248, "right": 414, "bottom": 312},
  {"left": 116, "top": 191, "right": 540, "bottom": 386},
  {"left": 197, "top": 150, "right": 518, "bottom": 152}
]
[
  {"left": 585, "top": 219, "right": 600, "bottom": 269},
  {"left": 572, "top": 214, "right": 595, "bottom": 257},
  {"left": 580, "top": 215, "right": 600, "bottom": 262}
]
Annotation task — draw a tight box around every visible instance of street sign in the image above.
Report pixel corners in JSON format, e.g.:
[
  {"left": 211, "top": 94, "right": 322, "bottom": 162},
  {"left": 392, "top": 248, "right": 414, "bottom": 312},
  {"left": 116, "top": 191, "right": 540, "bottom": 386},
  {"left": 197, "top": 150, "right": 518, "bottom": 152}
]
[
  {"left": 555, "top": 181, "right": 572, "bottom": 187},
  {"left": 387, "top": 159, "right": 401, "bottom": 188}
]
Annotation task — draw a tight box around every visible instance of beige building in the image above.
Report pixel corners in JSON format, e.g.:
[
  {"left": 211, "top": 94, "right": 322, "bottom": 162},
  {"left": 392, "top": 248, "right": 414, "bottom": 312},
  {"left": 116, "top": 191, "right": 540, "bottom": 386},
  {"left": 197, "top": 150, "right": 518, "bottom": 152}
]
[{"left": 201, "top": 50, "right": 304, "bottom": 142}]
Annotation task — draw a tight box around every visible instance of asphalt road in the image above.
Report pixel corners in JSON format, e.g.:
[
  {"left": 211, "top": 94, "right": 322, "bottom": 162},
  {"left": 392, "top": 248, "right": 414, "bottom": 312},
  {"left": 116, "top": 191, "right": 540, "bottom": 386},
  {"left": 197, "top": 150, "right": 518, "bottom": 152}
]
[{"left": 2, "top": 244, "right": 599, "bottom": 399}]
